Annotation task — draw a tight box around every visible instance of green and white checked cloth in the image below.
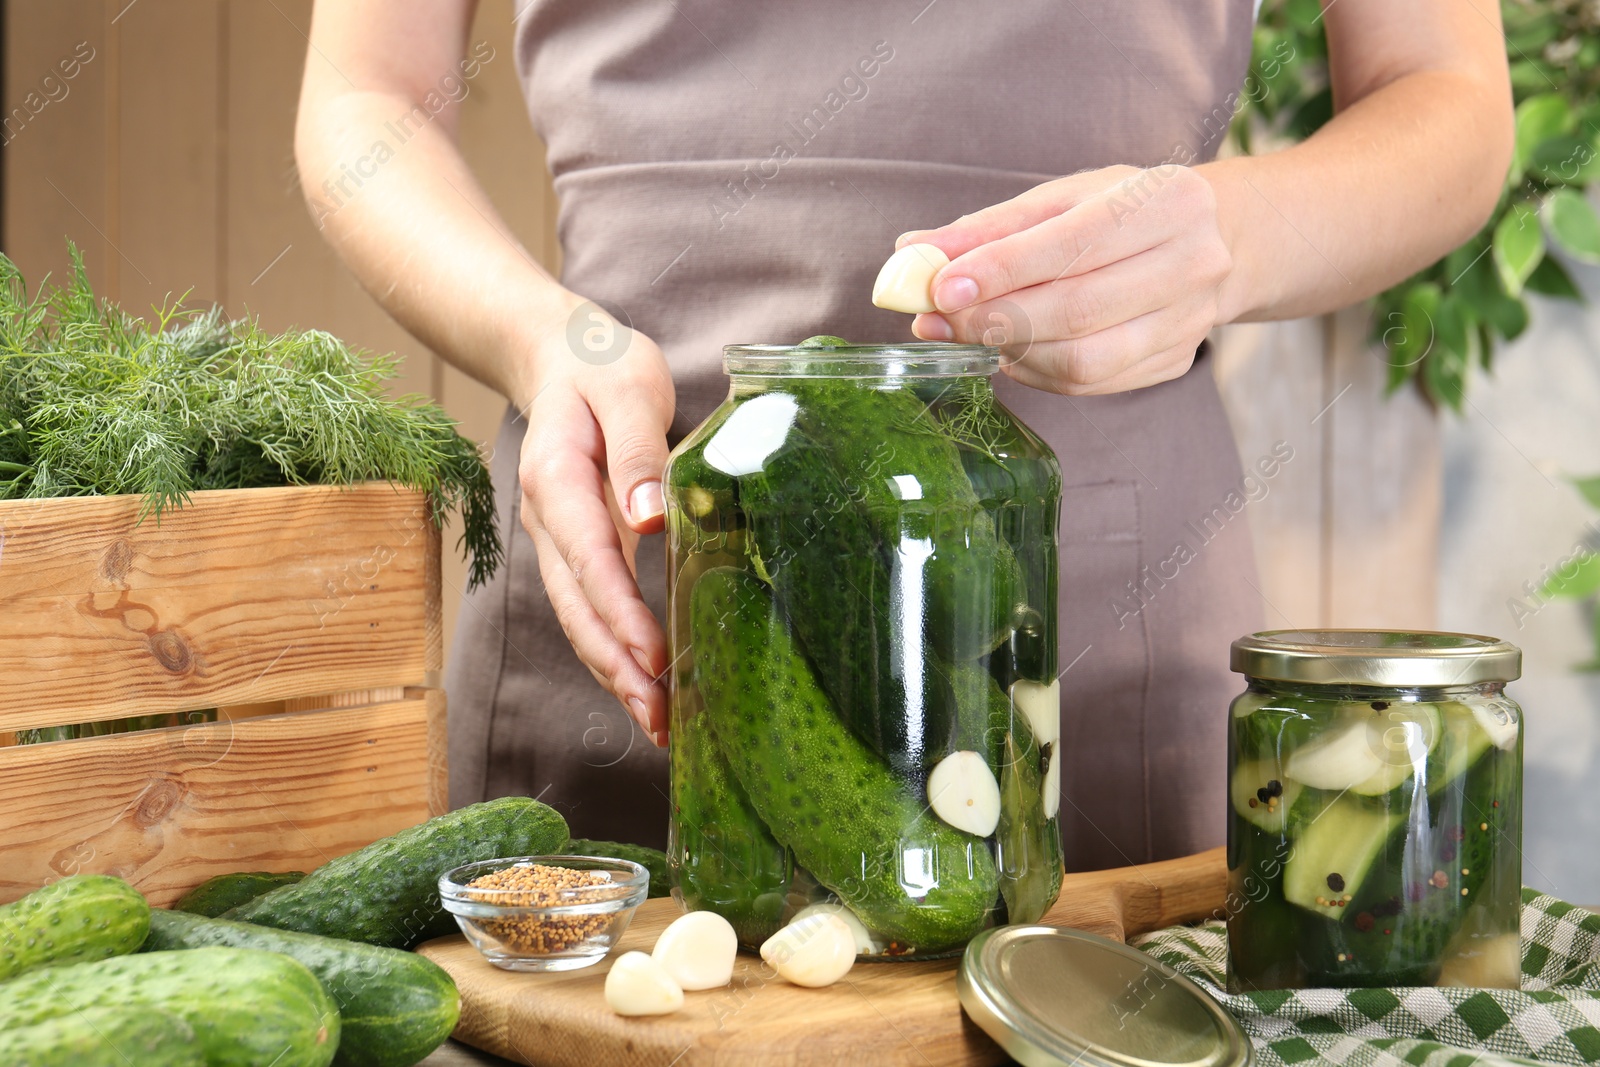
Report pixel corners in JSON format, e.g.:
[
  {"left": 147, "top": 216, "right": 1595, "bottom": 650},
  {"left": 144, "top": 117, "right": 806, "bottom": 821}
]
[{"left": 1131, "top": 890, "right": 1600, "bottom": 1067}]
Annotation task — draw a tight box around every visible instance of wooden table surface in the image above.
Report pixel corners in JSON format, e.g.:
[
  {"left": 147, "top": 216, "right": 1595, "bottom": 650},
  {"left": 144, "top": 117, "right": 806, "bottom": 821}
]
[{"left": 419, "top": 848, "right": 1229, "bottom": 1067}]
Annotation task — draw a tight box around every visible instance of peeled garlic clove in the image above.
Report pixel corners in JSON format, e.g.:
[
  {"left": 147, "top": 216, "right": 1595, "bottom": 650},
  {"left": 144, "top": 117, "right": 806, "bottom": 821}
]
[
  {"left": 604, "top": 951, "right": 684, "bottom": 1016},
  {"left": 651, "top": 910, "right": 737, "bottom": 991},
  {"left": 927, "top": 750, "right": 1002, "bottom": 837},
  {"left": 759, "top": 913, "right": 856, "bottom": 988},
  {"left": 1470, "top": 701, "right": 1520, "bottom": 751},
  {"left": 791, "top": 903, "right": 882, "bottom": 955},
  {"left": 871, "top": 243, "right": 949, "bottom": 314},
  {"left": 1010, "top": 679, "right": 1061, "bottom": 748},
  {"left": 1042, "top": 743, "right": 1061, "bottom": 819}
]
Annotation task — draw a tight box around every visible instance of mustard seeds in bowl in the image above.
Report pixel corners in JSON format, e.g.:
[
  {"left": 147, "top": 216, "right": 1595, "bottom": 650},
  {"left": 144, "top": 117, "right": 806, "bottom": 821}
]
[{"left": 439, "top": 856, "right": 650, "bottom": 972}]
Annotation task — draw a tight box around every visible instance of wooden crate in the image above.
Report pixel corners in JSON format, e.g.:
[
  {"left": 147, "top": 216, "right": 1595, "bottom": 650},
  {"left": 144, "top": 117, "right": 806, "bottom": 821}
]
[{"left": 0, "top": 483, "right": 447, "bottom": 906}]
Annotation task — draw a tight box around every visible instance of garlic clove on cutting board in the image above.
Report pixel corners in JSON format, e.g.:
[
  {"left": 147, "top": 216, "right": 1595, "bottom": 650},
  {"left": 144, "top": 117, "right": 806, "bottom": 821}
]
[
  {"left": 759, "top": 912, "right": 857, "bottom": 988},
  {"left": 605, "top": 951, "right": 684, "bottom": 1016},
  {"left": 651, "top": 910, "right": 737, "bottom": 991}
]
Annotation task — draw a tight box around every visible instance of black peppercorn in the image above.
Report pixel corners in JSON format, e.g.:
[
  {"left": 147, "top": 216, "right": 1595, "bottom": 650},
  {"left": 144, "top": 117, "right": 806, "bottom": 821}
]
[
  {"left": 1371, "top": 700, "right": 1390, "bottom": 710},
  {"left": 1326, "top": 872, "right": 1346, "bottom": 893}
]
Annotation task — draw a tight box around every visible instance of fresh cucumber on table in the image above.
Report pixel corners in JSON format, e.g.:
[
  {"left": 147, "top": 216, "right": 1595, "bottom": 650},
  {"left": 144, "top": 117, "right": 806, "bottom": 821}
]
[
  {"left": 0, "top": 1007, "right": 203, "bottom": 1067},
  {"left": 175, "top": 870, "right": 306, "bottom": 917},
  {"left": 693, "top": 566, "right": 999, "bottom": 953},
  {"left": 0, "top": 946, "right": 339, "bottom": 1067},
  {"left": 223, "top": 796, "right": 569, "bottom": 948},
  {"left": 143, "top": 909, "right": 459, "bottom": 1067},
  {"left": 566, "top": 839, "right": 670, "bottom": 898},
  {"left": 0, "top": 874, "right": 150, "bottom": 982}
]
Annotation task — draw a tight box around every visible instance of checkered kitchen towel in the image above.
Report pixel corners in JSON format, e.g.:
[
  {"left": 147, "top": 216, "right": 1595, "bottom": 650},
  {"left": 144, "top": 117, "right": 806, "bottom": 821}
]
[{"left": 1131, "top": 890, "right": 1600, "bottom": 1067}]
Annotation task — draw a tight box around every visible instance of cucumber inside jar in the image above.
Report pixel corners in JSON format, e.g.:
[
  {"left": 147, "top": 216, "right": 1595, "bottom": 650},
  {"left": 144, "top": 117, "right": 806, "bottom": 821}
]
[{"left": 1228, "top": 694, "right": 1522, "bottom": 990}]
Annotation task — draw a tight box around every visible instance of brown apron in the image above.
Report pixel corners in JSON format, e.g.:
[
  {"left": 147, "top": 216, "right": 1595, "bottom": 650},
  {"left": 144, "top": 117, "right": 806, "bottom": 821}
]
[{"left": 447, "top": 0, "right": 1262, "bottom": 870}]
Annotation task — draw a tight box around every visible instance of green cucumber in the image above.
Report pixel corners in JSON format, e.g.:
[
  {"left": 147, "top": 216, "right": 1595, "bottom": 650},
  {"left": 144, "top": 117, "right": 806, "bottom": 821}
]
[
  {"left": 0, "top": 1007, "right": 202, "bottom": 1067},
  {"left": 796, "top": 377, "right": 1025, "bottom": 661},
  {"left": 1226, "top": 824, "right": 1304, "bottom": 993},
  {"left": 1283, "top": 793, "right": 1402, "bottom": 918},
  {"left": 949, "top": 661, "right": 1010, "bottom": 770},
  {"left": 0, "top": 947, "right": 338, "bottom": 1067},
  {"left": 944, "top": 377, "right": 1061, "bottom": 681},
  {"left": 736, "top": 421, "right": 957, "bottom": 777},
  {"left": 1298, "top": 740, "right": 1520, "bottom": 986},
  {"left": 175, "top": 870, "right": 306, "bottom": 917},
  {"left": 224, "top": 796, "right": 569, "bottom": 948},
  {"left": 0, "top": 874, "right": 150, "bottom": 982},
  {"left": 693, "top": 566, "right": 998, "bottom": 952},
  {"left": 566, "top": 839, "right": 670, "bottom": 898},
  {"left": 1228, "top": 758, "right": 1305, "bottom": 834},
  {"left": 143, "top": 909, "right": 458, "bottom": 1067},
  {"left": 996, "top": 712, "right": 1063, "bottom": 923},
  {"left": 669, "top": 709, "right": 792, "bottom": 946}
]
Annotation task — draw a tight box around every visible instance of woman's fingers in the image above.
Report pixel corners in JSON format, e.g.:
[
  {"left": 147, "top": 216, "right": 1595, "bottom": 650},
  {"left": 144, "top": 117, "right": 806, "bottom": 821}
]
[
  {"left": 518, "top": 384, "right": 670, "bottom": 737},
  {"left": 917, "top": 246, "right": 1179, "bottom": 345},
  {"left": 932, "top": 169, "right": 1218, "bottom": 315},
  {"left": 896, "top": 166, "right": 1142, "bottom": 260},
  {"left": 586, "top": 354, "right": 675, "bottom": 536},
  {"left": 996, "top": 304, "right": 1209, "bottom": 396},
  {"left": 525, "top": 517, "right": 667, "bottom": 739}
]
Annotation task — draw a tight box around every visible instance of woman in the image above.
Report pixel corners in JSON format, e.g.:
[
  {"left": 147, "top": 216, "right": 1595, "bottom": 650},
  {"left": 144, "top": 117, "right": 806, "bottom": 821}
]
[{"left": 296, "top": 1, "right": 1511, "bottom": 867}]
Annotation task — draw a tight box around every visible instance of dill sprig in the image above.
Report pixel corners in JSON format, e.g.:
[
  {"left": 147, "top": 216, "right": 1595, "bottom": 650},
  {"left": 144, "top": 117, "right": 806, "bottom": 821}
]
[
  {"left": 0, "top": 244, "right": 501, "bottom": 589},
  {"left": 888, "top": 376, "right": 1010, "bottom": 460}
]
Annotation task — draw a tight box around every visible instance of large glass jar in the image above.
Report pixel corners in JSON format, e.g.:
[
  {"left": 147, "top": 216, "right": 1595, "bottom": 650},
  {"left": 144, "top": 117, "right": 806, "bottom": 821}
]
[
  {"left": 1226, "top": 630, "right": 1523, "bottom": 991},
  {"left": 663, "top": 339, "right": 1063, "bottom": 959}
]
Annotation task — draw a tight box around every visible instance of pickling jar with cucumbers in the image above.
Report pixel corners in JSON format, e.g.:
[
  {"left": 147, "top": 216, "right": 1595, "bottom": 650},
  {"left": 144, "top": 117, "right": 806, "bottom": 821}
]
[
  {"left": 1226, "top": 630, "right": 1523, "bottom": 991},
  {"left": 663, "top": 337, "right": 1063, "bottom": 958}
]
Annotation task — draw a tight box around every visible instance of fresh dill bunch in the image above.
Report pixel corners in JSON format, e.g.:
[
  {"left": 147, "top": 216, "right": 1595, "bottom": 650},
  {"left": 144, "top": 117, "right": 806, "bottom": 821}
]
[{"left": 0, "top": 244, "right": 501, "bottom": 589}]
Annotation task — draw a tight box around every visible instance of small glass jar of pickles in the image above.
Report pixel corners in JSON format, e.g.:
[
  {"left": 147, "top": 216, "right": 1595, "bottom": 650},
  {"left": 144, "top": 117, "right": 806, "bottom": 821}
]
[{"left": 1226, "top": 630, "right": 1523, "bottom": 991}]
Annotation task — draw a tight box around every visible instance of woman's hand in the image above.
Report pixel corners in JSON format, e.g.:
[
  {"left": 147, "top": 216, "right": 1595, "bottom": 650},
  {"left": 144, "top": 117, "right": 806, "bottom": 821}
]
[
  {"left": 899, "top": 165, "right": 1233, "bottom": 396},
  {"left": 516, "top": 307, "right": 675, "bottom": 745}
]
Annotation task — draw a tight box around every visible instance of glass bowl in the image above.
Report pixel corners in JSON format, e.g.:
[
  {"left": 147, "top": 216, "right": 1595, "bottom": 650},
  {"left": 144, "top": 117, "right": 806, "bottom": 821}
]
[{"left": 439, "top": 855, "right": 650, "bottom": 972}]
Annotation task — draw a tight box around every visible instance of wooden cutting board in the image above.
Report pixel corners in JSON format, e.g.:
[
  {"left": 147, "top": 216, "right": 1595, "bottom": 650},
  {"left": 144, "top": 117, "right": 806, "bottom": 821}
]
[{"left": 417, "top": 847, "right": 1227, "bottom": 1067}]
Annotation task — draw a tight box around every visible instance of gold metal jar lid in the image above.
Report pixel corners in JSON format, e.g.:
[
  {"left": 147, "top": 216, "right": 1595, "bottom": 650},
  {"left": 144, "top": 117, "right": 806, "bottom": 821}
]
[
  {"left": 958, "top": 925, "right": 1251, "bottom": 1067},
  {"left": 1230, "top": 629, "right": 1522, "bottom": 687}
]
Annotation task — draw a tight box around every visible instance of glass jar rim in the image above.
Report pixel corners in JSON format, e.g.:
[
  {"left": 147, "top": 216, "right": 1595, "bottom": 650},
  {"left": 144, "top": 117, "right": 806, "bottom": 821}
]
[
  {"left": 723, "top": 342, "right": 999, "bottom": 378},
  {"left": 1230, "top": 628, "right": 1521, "bottom": 687}
]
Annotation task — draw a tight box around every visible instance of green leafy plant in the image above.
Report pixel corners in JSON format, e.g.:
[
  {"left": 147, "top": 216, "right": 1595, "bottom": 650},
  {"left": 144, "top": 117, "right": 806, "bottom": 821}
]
[
  {"left": 1539, "top": 474, "right": 1600, "bottom": 670},
  {"left": 0, "top": 245, "right": 501, "bottom": 588},
  {"left": 1236, "top": 0, "right": 1600, "bottom": 410}
]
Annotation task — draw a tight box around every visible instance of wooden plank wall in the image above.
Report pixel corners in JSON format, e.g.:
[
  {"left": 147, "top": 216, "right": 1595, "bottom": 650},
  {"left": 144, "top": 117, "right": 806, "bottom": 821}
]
[
  {"left": 3, "top": 2, "right": 1439, "bottom": 645},
  {"left": 1, "top": 0, "right": 555, "bottom": 658}
]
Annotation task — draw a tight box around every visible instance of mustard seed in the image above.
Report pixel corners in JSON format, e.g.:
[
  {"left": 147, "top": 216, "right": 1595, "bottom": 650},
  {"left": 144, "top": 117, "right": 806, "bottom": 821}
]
[{"left": 466, "top": 864, "right": 614, "bottom": 955}]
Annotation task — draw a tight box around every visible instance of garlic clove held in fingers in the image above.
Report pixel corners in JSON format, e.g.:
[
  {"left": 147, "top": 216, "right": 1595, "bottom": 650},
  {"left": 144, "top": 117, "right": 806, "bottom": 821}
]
[
  {"left": 651, "top": 910, "right": 737, "bottom": 991},
  {"left": 604, "top": 951, "right": 684, "bottom": 1016},
  {"left": 871, "top": 243, "right": 949, "bottom": 314}
]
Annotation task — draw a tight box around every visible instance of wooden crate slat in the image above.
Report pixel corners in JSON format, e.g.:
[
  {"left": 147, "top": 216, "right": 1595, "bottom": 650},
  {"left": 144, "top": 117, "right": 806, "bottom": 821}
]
[
  {"left": 0, "top": 484, "right": 441, "bottom": 729},
  {"left": 0, "top": 697, "right": 436, "bottom": 907}
]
